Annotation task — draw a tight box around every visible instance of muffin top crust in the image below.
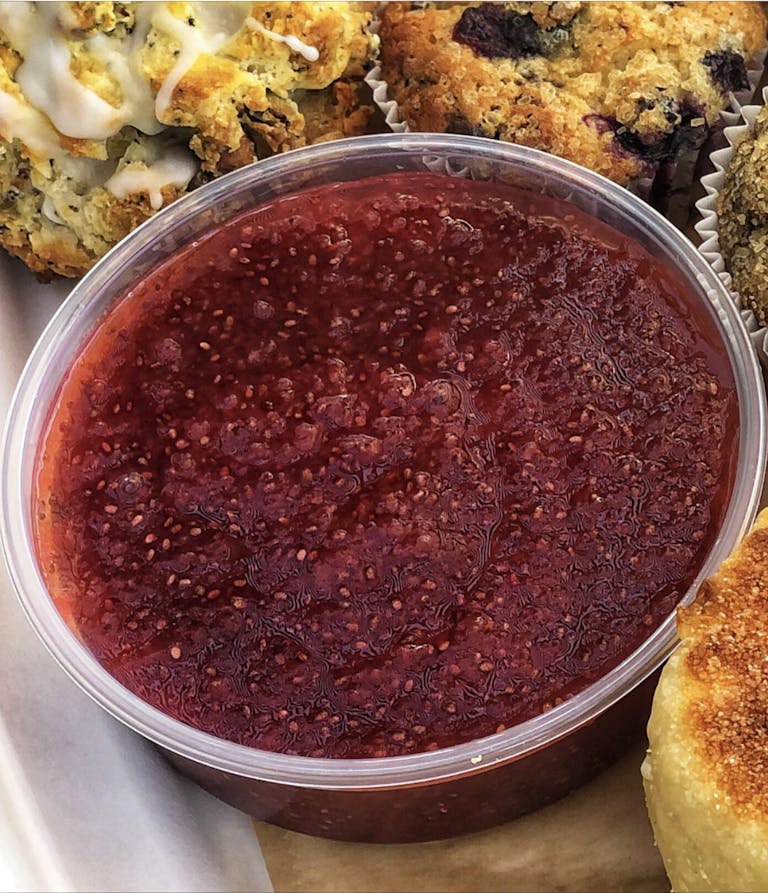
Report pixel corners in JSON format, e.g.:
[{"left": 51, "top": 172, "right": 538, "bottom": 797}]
[
  {"left": 717, "top": 103, "right": 768, "bottom": 328},
  {"left": 378, "top": 1, "right": 767, "bottom": 185}
]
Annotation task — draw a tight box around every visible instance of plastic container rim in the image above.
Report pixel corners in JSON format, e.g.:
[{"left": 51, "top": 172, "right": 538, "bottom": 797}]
[{"left": 1, "top": 133, "right": 765, "bottom": 790}]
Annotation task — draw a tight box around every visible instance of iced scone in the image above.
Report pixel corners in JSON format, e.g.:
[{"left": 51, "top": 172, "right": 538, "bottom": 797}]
[
  {"left": 0, "top": 1, "right": 377, "bottom": 278},
  {"left": 643, "top": 509, "right": 768, "bottom": 892}
]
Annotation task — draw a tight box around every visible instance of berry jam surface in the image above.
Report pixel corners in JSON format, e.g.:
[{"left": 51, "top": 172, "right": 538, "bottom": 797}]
[{"left": 37, "top": 171, "right": 736, "bottom": 759}]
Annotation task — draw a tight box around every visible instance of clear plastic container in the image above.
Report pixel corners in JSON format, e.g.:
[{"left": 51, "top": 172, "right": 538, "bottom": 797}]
[{"left": 2, "top": 134, "right": 765, "bottom": 843}]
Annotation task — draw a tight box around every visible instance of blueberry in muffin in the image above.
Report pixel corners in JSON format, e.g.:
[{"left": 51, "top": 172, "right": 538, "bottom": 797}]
[{"left": 378, "top": 2, "right": 767, "bottom": 187}]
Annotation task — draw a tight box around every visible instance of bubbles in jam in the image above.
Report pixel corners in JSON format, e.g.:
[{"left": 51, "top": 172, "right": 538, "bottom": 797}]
[{"left": 37, "top": 172, "right": 736, "bottom": 758}]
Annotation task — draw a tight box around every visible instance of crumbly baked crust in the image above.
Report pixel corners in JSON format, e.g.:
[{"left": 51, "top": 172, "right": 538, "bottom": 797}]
[
  {"left": 379, "top": 2, "right": 767, "bottom": 186},
  {"left": 0, "top": 2, "right": 378, "bottom": 278},
  {"left": 718, "top": 104, "right": 768, "bottom": 328},
  {"left": 643, "top": 509, "right": 768, "bottom": 892}
]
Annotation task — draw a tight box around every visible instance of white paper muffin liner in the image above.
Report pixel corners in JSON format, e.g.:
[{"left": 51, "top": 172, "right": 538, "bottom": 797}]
[
  {"left": 695, "top": 84, "right": 768, "bottom": 367},
  {"left": 365, "top": 13, "right": 409, "bottom": 135}
]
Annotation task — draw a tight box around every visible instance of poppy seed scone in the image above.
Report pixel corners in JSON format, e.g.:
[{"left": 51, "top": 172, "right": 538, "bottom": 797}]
[
  {"left": 378, "top": 1, "right": 767, "bottom": 186},
  {"left": 717, "top": 104, "right": 768, "bottom": 328},
  {"left": 0, "top": 1, "right": 377, "bottom": 278},
  {"left": 642, "top": 509, "right": 768, "bottom": 892}
]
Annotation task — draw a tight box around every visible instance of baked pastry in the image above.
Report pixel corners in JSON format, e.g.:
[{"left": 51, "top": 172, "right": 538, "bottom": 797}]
[
  {"left": 378, "top": 2, "right": 767, "bottom": 187},
  {"left": 717, "top": 104, "right": 768, "bottom": 328},
  {"left": 0, "top": 1, "right": 378, "bottom": 278},
  {"left": 642, "top": 509, "right": 768, "bottom": 892}
]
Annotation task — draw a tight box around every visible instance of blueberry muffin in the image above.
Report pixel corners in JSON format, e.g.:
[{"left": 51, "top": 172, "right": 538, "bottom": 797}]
[
  {"left": 717, "top": 104, "right": 768, "bottom": 328},
  {"left": 643, "top": 509, "right": 768, "bottom": 892},
  {"left": 378, "top": 2, "right": 767, "bottom": 187},
  {"left": 0, "top": 1, "right": 377, "bottom": 278}
]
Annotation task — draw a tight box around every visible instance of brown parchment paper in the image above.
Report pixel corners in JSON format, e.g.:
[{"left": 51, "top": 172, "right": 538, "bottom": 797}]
[{"left": 255, "top": 741, "right": 667, "bottom": 893}]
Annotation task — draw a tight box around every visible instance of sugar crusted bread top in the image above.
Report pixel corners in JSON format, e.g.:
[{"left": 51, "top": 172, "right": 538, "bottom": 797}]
[
  {"left": 643, "top": 509, "right": 768, "bottom": 891},
  {"left": 379, "top": 1, "right": 767, "bottom": 186}
]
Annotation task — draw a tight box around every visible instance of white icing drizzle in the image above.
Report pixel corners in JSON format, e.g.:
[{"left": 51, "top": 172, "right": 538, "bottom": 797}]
[
  {"left": 246, "top": 17, "right": 320, "bottom": 62},
  {"left": 0, "top": 89, "right": 63, "bottom": 158},
  {"left": 150, "top": 6, "right": 248, "bottom": 119},
  {"left": 105, "top": 144, "right": 199, "bottom": 210},
  {"left": 54, "top": 3, "right": 82, "bottom": 31},
  {"left": 0, "top": 2, "right": 35, "bottom": 52},
  {"left": 41, "top": 195, "right": 64, "bottom": 224},
  {"left": 0, "top": 1, "right": 158, "bottom": 140},
  {"left": 0, "top": 2, "right": 256, "bottom": 141},
  {"left": 2, "top": 4, "right": 118, "bottom": 139},
  {"left": 88, "top": 27, "right": 163, "bottom": 137}
]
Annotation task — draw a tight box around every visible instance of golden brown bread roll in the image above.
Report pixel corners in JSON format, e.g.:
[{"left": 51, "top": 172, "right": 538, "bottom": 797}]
[{"left": 643, "top": 508, "right": 768, "bottom": 892}]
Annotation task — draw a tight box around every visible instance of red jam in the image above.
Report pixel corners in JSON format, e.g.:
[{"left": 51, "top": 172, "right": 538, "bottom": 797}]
[{"left": 37, "top": 172, "right": 736, "bottom": 759}]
